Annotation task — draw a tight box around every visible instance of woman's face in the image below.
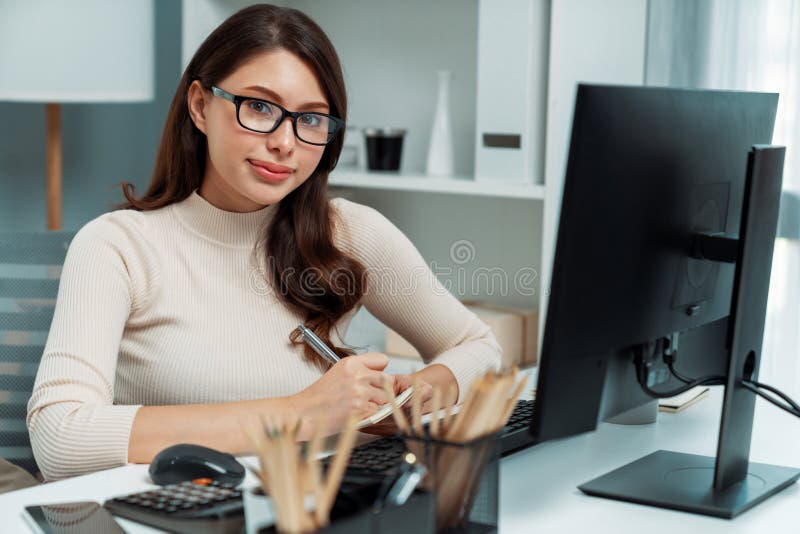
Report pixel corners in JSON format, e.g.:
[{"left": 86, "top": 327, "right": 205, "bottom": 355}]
[{"left": 188, "top": 48, "right": 330, "bottom": 212}]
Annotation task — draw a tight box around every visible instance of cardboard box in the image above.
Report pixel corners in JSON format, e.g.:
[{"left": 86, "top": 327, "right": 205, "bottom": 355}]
[
  {"left": 384, "top": 302, "right": 539, "bottom": 368},
  {"left": 467, "top": 301, "right": 539, "bottom": 367}
]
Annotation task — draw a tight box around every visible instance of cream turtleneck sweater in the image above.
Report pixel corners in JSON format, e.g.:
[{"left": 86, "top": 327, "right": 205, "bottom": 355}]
[{"left": 26, "top": 192, "right": 501, "bottom": 481}]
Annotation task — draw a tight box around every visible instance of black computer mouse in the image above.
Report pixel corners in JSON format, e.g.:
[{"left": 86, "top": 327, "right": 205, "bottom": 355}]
[{"left": 149, "top": 443, "right": 246, "bottom": 486}]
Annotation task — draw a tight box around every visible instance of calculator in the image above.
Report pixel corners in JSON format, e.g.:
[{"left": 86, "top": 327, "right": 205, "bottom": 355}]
[{"left": 104, "top": 478, "right": 244, "bottom": 533}]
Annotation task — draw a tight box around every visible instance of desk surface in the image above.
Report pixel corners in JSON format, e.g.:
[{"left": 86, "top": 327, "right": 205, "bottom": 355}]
[{"left": 1, "top": 387, "right": 798, "bottom": 534}]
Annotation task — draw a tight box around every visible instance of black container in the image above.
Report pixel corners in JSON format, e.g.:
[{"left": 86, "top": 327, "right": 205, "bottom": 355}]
[
  {"left": 404, "top": 433, "right": 500, "bottom": 534},
  {"left": 253, "top": 481, "right": 435, "bottom": 534},
  {"left": 364, "top": 128, "right": 406, "bottom": 171}
]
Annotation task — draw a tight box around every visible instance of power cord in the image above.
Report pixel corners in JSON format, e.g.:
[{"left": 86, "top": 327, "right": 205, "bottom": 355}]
[
  {"left": 658, "top": 346, "right": 800, "bottom": 419},
  {"left": 740, "top": 380, "right": 800, "bottom": 418},
  {"left": 632, "top": 345, "right": 725, "bottom": 398}
]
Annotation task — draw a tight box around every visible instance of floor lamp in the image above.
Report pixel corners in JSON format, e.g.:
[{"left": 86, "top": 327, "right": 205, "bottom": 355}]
[{"left": 0, "top": 0, "right": 154, "bottom": 230}]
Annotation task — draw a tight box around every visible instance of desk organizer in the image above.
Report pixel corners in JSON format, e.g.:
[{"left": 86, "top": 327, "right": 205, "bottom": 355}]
[
  {"left": 404, "top": 432, "right": 499, "bottom": 534},
  {"left": 245, "top": 481, "right": 435, "bottom": 534}
]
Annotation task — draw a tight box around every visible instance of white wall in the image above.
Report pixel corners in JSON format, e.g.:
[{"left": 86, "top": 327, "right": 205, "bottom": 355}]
[
  {"left": 182, "top": 0, "right": 262, "bottom": 70},
  {"left": 540, "top": 0, "right": 649, "bottom": 335},
  {"left": 182, "top": 0, "right": 479, "bottom": 176},
  {"left": 286, "top": 0, "right": 479, "bottom": 177},
  {"left": 0, "top": 2, "right": 182, "bottom": 232}
]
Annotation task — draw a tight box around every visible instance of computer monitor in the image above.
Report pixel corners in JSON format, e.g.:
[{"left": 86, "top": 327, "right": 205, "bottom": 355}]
[{"left": 529, "top": 84, "right": 800, "bottom": 517}]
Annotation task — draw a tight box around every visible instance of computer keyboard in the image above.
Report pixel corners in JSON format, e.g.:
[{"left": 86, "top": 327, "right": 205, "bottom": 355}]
[
  {"left": 337, "top": 399, "right": 537, "bottom": 480},
  {"left": 498, "top": 398, "right": 538, "bottom": 455}
]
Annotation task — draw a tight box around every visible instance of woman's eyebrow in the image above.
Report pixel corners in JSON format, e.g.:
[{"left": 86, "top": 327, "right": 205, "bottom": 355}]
[{"left": 242, "top": 85, "right": 329, "bottom": 111}]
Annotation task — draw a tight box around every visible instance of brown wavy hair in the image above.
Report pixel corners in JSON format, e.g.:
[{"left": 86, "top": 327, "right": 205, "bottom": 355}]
[{"left": 118, "top": 4, "right": 365, "bottom": 367}]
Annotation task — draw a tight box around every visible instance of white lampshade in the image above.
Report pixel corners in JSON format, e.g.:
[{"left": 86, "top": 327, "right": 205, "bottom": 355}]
[{"left": 0, "top": 0, "right": 154, "bottom": 103}]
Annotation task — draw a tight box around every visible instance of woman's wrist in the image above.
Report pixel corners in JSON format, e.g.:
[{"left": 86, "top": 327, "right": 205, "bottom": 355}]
[{"left": 276, "top": 392, "right": 312, "bottom": 440}]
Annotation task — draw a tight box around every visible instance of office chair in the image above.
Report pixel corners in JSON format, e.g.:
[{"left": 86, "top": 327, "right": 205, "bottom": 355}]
[{"left": 0, "top": 231, "right": 74, "bottom": 476}]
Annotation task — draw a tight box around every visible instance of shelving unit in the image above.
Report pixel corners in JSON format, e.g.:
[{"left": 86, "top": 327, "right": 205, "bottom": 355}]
[
  {"left": 329, "top": 169, "right": 545, "bottom": 200},
  {"left": 183, "top": 0, "right": 652, "bottom": 352}
]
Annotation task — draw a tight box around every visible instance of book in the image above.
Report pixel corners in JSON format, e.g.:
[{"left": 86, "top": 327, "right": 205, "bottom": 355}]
[
  {"left": 356, "top": 386, "right": 414, "bottom": 429},
  {"left": 658, "top": 386, "right": 710, "bottom": 413}
]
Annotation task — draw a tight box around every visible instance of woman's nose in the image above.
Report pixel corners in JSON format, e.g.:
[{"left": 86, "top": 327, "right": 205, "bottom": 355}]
[{"left": 266, "top": 117, "right": 296, "bottom": 153}]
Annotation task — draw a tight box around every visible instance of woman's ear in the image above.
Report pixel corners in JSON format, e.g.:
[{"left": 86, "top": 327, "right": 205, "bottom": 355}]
[{"left": 187, "top": 80, "right": 209, "bottom": 135}]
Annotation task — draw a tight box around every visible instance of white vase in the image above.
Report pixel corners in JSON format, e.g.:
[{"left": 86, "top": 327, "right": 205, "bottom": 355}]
[{"left": 425, "top": 70, "right": 455, "bottom": 176}]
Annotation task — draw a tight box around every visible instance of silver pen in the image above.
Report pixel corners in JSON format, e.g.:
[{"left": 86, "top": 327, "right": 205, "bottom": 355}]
[
  {"left": 298, "top": 323, "right": 341, "bottom": 365},
  {"left": 373, "top": 452, "right": 427, "bottom": 510}
]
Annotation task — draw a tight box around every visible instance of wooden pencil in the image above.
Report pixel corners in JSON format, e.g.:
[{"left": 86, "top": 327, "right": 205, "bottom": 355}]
[
  {"left": 442, "top": 383, "right": 457, "bottom": 434},
  {"left": 382, "top": 381, "right": 410, "bottom": 434},
  {"left": 430, "top": 386, "right": 442, "bottom": 438},
  {"left": 411, "top": 377, "right": 423, "bottom": 435},
  {"left": 499, "top": 376, "right": 529, "bottom": 429},
  {"left": 317, "top": 415, "right": 359, "bottom": 521}
]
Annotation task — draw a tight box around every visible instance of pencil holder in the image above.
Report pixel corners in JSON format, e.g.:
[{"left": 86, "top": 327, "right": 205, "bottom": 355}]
[
  {"left": 404, "top": 432, "right": 500, "bottom": 534},
  {"left": 245, "top": 481, "right": 435, "bottom": 534}
]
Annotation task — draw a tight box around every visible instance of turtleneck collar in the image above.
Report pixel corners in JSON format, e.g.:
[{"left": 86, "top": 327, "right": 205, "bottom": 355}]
[{"left": 172, "top": 190, "right": 277, "bottom": 248}]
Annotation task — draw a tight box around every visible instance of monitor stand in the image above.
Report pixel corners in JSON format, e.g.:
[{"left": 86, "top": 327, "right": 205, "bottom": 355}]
[
  {"left": 578, "top": 146, "right": 800, "bottom": 518},
  {"left": 606, "top": 399, "right": 658, "bottom": 425}
]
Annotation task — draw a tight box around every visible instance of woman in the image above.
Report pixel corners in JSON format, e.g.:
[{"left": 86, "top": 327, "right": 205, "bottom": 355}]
[{"left": 26, "top": 4, "right": 501, "bottom": 481}]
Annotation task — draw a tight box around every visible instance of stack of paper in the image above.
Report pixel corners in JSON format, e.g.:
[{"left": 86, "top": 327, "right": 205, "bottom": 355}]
[{"left": 658, "top": 386, "right": 710, "bottom": 413}]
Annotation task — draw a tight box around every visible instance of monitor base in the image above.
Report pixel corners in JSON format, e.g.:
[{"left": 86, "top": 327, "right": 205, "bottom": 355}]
[{"left": 579, "top": 450, "right": 800, "bottom": 518}]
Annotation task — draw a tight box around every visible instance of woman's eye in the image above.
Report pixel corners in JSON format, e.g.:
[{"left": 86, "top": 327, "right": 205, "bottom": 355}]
[
  {"left": 248, "top": 100, "right": 274, "bottom": 114},
  {"left": 299, "top": 114, "right": 323, "bottom": 127}
]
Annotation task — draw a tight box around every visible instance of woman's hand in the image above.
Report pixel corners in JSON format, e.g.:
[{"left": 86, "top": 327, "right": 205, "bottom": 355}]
[
  {"left": 359, "top": 373, "right": 434, "bottom": 436},
  {"left": 291, "top": 352, "right": 392, "bottom": 438}
]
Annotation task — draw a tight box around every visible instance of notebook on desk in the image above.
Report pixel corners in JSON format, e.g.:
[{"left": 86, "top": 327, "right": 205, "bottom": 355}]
[
  {"left": 356, "top": 386, "right": 414, "bottom": 429},
  {"left": 658, "top": 386, "right": 710, "bottom": 413}
]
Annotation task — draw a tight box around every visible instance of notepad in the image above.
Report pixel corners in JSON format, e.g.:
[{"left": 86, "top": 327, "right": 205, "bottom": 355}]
[
  {"left": 356, "top": 386, "right": 414, "bottom": 429},
  {"left": 658, "top": 386, "right": 710, "bottom": 413}
]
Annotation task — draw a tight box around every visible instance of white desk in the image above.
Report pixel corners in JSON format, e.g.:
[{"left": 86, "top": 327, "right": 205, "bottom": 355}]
[
  {"left": 1, "top": 388, "right": 798, "bottom": 534},
  {"left": 500, "top": 388, "right": 800, "bottom": 533}
]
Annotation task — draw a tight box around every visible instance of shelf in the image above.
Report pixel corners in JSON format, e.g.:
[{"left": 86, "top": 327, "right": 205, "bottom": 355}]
[{"left": 329, "top": 169, "right": 545, "bottom": 200}]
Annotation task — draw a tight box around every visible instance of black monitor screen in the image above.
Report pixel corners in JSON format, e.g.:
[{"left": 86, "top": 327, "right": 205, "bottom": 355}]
[{"left": 531, "top": 84, "right": 778, "bottom": 442}]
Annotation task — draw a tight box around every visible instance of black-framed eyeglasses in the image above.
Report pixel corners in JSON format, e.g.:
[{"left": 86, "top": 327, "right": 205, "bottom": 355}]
[{"left": 210, "top": 86, "right": 344, "bottom": 146}]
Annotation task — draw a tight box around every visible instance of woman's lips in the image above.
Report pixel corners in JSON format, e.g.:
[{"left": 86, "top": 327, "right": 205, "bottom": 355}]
[{"left": 248, "top": 159, "right": 293, "bottom": 182}]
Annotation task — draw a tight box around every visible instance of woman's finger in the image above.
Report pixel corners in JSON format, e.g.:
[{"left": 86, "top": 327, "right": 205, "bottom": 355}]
[
  {"left": 353, "top": 352, "right": 389, "bottom": 371},
  {"left": 419, "top": 381, "right": 434, "bottom": 402},
  {"left": 365, "top": 370, "right": 391, "bottom": 389},
  {"left": 392, "top": 374, "right": 412, "bottom": 394},
  {"left": 365, "top": 384, "right": 391, "bottom": 406}
]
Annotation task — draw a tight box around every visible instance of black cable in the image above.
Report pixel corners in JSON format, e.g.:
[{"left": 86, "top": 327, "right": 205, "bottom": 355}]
[
  {"left": 666, "top": 362, "right": 693, "bottom": 384},
  {"left": 638, "top": 374, "right": 724, "bottom": 398},
  {"left": 633, "top": 347, "right": 724, "bottom": 398},
  {"left": 666, "top": 354, "right": 800, "bottom": 418},
  {"left": 751, "top": 380, "right": 800, "bottom": 412},
  {"left": 740, "top": 381, "right": 800, "bottom": 418},
  {"left": 744, "top": 379, "right": 800, "bottom": 413},
  {"left": 636, "top": 342, "right": 800, "bottom": 417},
  {"left": 666, "top": 362, "right": 725, "bottom": 388}
]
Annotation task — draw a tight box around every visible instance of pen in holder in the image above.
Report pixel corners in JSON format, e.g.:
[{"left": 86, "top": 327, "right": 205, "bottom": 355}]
[
  {"left": 404, "top": 432, "right": 500, "bottom": 533},
  {"left": 385, "top": 368, "right": 526, "bottom": 533},
  {"left": 243, "top": 414, "right": 359, "bottom": 534}
]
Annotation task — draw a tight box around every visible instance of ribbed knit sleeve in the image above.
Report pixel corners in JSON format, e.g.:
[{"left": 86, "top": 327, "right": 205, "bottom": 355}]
[
  {"left": 25, "top": 193, "right": 501, "bottom": 482},
  {"left": 27, "top": 213, "right": 151, "bottom": 481},
  {"left": 332, "top": 198, "right": 502, "bottom": 401}
]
